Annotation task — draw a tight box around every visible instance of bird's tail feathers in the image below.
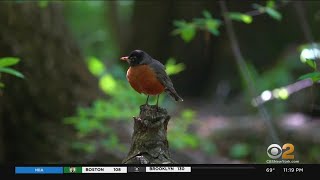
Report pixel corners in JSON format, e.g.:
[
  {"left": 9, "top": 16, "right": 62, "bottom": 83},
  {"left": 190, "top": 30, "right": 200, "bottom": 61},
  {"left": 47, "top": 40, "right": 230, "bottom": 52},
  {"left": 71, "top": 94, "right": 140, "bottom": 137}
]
[{"left": 165, "top": 88, "right": 183, "bottom": 102}]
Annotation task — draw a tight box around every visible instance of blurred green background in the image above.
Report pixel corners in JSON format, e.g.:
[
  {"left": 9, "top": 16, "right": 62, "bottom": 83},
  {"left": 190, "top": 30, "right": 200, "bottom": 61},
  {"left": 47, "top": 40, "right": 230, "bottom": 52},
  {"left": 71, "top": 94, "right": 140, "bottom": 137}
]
[{"left": 0, "top": 0, "right": 319, "bottom": 164}]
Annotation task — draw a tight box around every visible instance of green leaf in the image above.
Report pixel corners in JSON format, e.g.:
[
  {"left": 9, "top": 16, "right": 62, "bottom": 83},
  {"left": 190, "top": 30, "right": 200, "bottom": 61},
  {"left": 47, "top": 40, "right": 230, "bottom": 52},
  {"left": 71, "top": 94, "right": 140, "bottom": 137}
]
[
  {"left": 265, "top": 7, "right": 282, "bottom": 21},
  {"left": 306, "top": 60, "right": 317, "bottom": 70},
  {"left": 0, "top": 57, "right": 20, "bottom": 67},
  {"left": 165, "top": 58, "right": 186, "bottom": 76},
  {"left": 87, "top": 56, "right": 105, "bottom": 77},
  {"left": 266, "top": 0, "right": 275, "bottom": 8},
  {"left": 182, "top": 134, "right": 199, "bottom": 148},
  {"left": 169, "top": 133, "right": 199, "bottom": 149},
  {"left": 228, "top": 12, "right": 253, "bottom": 24},
  {"left": 0, "top": 67, "right": 24, "bottom": 78},
  {"left": 99, "top": 74, "right": 117, "bottom": 94},
  {"left": 181, "top": 109, "right": 196, "bottom": 119},
  {"left": 173, "top": 21, "right": 197, "bottom": 42},
  {"left": 205, "top": 19, "right": 221, "bottom": 36},
  {"left": 202, "top": 10, "right": 212, "bottom": 19},
  {"left": 180, "top": 23, "right": 196, "bottom": 43},
  {"left": 298, "top": 72, "right": 320, "bottom": 82},
  {"left": 0, "top": 81, "right": 4, "bottom": 88}
]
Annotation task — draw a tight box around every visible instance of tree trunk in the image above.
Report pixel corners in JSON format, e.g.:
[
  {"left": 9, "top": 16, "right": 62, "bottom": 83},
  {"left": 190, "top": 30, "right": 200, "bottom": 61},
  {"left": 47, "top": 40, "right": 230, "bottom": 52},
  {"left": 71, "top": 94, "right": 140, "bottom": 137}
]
[
  {"left": 123, "top": 105, "right": 176, "bottom": 164},
  {"left": 0, "top": 2, "right": 103, "bottom": 163}
]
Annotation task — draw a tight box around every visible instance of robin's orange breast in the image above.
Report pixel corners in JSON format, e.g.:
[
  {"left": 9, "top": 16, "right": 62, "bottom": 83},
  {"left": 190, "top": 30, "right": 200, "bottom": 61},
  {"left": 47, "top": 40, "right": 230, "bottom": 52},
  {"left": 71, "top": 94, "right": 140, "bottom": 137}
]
[{"left": 127, "top": 65, "right": 165, "bottom": 95}]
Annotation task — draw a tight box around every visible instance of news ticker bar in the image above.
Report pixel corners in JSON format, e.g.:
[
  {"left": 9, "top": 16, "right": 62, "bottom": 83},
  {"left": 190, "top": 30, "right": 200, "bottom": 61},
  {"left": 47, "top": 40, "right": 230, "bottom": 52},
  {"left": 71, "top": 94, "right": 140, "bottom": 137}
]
[
  {"left": 15, "top": 166, "right": 191, "bottom": 174},
  {"left": 8, "top": 165, "right": 317, "bottom": 175}
]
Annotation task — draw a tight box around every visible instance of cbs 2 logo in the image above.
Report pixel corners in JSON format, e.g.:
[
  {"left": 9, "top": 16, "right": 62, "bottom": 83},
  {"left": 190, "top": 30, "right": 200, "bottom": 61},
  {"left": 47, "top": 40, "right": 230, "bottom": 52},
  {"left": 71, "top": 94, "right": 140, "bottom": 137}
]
[{"left": 267, "top": 143, "right": 294, "bottom": 159}]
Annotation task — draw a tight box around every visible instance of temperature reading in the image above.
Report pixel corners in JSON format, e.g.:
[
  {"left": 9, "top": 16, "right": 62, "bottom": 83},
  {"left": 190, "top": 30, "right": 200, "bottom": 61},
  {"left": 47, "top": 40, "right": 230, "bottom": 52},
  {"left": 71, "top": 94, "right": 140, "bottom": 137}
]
[{"left": 266, "top": 168, "right": 275, "bottom": 172}]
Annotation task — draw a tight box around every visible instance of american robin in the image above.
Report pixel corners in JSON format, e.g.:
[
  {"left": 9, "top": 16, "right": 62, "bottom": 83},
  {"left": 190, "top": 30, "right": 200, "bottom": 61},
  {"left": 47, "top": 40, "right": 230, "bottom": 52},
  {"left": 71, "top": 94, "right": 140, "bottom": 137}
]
[{"left": 120, "top": 50, "right": 183, "bottom": 107}]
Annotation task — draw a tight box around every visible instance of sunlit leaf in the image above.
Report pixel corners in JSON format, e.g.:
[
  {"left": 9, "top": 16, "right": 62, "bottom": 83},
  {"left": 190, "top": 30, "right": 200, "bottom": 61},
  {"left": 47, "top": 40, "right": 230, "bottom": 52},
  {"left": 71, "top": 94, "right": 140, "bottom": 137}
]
[
  {"left": 300, "top": 48, "right": 320, "bottom": 68},
  {"left": 265, "top": 7, "right": 282, "bottom": 21},
  {"left": 88, "top": 118, "right": 101, "bottom": 130},
  {"left": 87, "top": 56, "right": 105, "bottom": 76},
  {"left": 169, "top": 132, "right": 199, "bottom": 149},
  {"left": 266, "top": 0, "right": 275, "bottom": 8},
  {"left": 173, "top": 20, "right": 197, "bottom": 42},
  {"left": 181, "top": 109, "right": 195, "bottom": 119},
  {"left": 205, "top": 19, "right": 221, "bottom": 36},
  {"left": 0, "top": 57, "right": 20, "bottom": 67},
  {"left": 228, "top": 12, "right": 253, "bottom": 24},
  {"left": 306, "top": 60, "right": 317, "bottom": 70},
  {"left": 168, "top": 134, "right": 185, "bottom": 149},
  {"left": 0, "top": 67, "right": 24, "bottom": 78},
  {"left": 278, "top": 88, "right": 289, "bottom": 100},
  {"left": 182, "top": 134, "right": 199, "bottom": 148},
  {"left": 165, "top": 58, "right": 186, "bottom": 76},
  {"left": 99, "top": 74, "right": 117, "bottom": 94},
  {"left": 180, "top": 23, "right": 196, "bottom": 42},
  {"left": 298, "top": 72, "right": 320, "bottom": 82},
  {"left": 0, "top": 81, "right": 4, "bottom": 88}
]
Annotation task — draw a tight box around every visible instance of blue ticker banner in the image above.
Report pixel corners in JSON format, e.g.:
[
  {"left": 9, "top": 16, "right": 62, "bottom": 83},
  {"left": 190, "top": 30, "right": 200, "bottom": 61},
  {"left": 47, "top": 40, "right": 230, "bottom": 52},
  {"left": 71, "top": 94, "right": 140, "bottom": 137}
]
[{"left": 15, "top": 167, "right": 63, "bottom": 174}]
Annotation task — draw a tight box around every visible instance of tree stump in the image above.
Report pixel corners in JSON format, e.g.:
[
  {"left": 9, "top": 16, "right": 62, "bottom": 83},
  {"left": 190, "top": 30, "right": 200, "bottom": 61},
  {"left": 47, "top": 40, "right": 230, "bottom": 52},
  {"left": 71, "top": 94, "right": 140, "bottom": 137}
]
[{"left": 122, "top": 104, "right": 177, "bottom": 164}]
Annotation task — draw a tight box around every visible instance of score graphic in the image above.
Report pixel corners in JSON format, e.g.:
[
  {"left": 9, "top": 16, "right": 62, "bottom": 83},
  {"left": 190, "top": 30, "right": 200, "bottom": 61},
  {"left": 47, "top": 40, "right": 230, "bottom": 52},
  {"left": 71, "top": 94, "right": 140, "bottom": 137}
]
[{"left": 267, "top": 143, "right": 294, "bottom": 159}]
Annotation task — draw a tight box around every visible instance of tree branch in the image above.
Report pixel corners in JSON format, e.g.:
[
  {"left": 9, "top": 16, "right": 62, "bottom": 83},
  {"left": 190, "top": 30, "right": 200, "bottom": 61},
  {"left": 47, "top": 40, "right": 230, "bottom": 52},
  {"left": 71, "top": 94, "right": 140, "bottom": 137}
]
[{"left": 219, "top": 0, "right": 280, "bottom": 144}]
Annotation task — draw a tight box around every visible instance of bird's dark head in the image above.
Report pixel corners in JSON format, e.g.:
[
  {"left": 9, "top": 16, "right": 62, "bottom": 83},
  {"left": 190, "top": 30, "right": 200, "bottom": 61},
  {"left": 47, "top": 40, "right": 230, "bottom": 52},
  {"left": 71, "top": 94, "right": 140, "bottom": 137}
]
[{"left": 120, "top": 50, "right": 152, "bottom": 66}]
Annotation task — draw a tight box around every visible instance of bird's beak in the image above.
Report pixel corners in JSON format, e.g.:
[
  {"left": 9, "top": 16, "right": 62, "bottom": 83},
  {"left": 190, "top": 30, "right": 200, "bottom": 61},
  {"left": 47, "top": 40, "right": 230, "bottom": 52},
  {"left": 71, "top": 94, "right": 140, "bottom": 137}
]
[{"left": 120, "top": 56, "right": 129, "bottom": 61}]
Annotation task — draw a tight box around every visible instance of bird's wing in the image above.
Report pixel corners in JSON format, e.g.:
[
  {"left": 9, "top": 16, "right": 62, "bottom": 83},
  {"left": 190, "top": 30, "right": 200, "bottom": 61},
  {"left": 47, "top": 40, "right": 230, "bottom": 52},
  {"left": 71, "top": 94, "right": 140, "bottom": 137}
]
[
  {"left": 149, "top": 59, "right": 183, "bottom": 101},
  {"left": 150, "top": 59, "right": 166, "bottom": 70},
  {"left": 149, "top": 59, "right": 173, "bottom": 88}
]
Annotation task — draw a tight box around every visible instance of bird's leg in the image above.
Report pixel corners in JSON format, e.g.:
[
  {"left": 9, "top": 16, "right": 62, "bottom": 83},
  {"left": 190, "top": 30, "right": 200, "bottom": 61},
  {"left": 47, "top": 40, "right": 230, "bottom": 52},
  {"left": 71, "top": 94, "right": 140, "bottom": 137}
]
[
  {"left": 156, "top": 95, "right": 160, "bottom": 111},
  {"left": 145, "top": 95, "right": 150, "bottom": 106}
]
